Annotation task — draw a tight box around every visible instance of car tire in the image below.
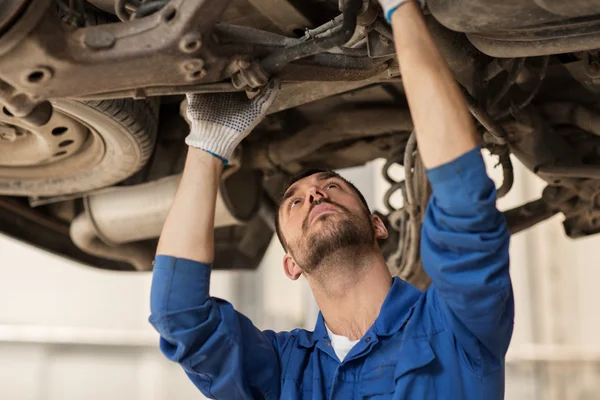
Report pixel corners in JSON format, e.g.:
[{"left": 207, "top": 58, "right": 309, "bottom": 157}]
[{"left": 0, "top": 98, "right": 159, "bottom": 196}]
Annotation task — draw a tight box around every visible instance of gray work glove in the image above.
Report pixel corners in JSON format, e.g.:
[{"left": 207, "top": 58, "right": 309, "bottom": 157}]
[
  {"left": 378, "top": 0, "right": 425, "bottom": 22},
  {"left": 185, "top": 79, "right": 280, "bottom": 164}
]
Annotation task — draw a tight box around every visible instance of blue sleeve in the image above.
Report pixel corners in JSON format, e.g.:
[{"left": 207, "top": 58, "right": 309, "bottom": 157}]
[
  {"left": 149, "top": 255, "right": 287, "bottom": 399},
  {"left": 421, "top": 148, "right": 514, "bottom": 364}
]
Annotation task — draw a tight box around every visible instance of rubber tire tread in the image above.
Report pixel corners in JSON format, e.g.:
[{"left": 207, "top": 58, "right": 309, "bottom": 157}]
[{"left": 83, "top": 97, "right": 159, "bottom": 171}]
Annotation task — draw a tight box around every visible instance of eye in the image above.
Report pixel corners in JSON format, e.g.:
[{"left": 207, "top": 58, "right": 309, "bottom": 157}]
[
  {"left": 325, "top": 182, "right": 339, "bottom": 190},
  {"left": 289, "top": 199, "right": 301, "bottom": 209}
]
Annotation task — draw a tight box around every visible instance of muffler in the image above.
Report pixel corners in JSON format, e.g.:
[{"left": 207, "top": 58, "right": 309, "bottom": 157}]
[{"left": 70, "top": 174, "right": 241, "bottom": 271}]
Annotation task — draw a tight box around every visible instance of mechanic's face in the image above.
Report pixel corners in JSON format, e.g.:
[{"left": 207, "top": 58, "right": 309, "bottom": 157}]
[{"left": 278, "top": 172, "right": 388, "bottom": 280}]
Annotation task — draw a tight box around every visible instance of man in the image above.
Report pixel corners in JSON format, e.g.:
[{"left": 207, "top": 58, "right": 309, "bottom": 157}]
[{"left": 149, "top": 0, "right": 514, "bottom": 399}]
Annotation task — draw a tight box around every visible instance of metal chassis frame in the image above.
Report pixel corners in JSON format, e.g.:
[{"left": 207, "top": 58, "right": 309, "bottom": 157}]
[{"left": 0, "top": 0, "right": 391, "bottom": 111}]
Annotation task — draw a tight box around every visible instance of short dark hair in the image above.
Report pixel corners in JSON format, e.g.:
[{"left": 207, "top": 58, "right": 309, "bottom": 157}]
[{"left": 274, "top": 169, "right": 370, "bottom": 250}]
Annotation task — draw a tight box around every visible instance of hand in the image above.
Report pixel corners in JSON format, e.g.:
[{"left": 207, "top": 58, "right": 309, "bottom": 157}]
[
  {"left": 378, "top": 0, "right": 425, "bottom": 22},
  {"left": 185, "top": 79, "right": 280, "bottom": 163}
]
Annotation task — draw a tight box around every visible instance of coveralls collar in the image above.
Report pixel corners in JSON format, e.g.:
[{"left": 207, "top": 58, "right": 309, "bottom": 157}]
[{"left": 297, "top": 277, "right": 423, "bottom": 348}]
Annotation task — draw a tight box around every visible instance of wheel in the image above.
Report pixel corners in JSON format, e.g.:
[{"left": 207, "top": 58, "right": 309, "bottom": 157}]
[{"left": 0, "top": 98, "right": 159, "bottom": 196}]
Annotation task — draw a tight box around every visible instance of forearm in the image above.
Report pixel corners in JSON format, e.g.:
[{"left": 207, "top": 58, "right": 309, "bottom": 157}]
[
  {"left": 156, "top": 147, "right": 223, "bottom": 263},
  {"left": 391, "top": 2, "right": 478, "bottom": 169}
]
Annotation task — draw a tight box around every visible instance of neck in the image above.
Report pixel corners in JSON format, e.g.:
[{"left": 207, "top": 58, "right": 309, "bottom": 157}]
[{"left": 308, "top": 248, "right": 393, "bottom": 341}]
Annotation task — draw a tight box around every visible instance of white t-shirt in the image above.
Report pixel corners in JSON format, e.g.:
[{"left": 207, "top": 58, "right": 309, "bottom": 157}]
[{"left": 325, "top": 324, "right": 360, "bottom": 362}]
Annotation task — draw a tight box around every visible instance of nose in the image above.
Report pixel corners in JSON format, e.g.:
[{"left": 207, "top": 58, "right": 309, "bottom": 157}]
[{"left": 307, "top": 185, "right": 328, "bottom": 205}]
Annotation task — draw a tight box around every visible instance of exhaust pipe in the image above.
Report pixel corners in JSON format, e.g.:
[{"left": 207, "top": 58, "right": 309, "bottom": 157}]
[{"left": 70, "top": 175, "right": 240, "bottom": 271}]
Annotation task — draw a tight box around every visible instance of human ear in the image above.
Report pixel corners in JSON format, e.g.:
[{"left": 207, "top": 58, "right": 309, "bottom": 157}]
[
  {"left": 283, "top": 253, "right": 303, "bottom": 280},
  {"left": 371, "top": 214, "right": 389, "bottom": 240}
]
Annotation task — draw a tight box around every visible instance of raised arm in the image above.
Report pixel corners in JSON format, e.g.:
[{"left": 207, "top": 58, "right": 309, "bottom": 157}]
[
  {"left": 156, "top": 147, "right": 222, "bottom": 262},
  {"left": 390, "top": 1, "right": 478, "bottom": 167},
  {"left": 157, "top": 82, "right": 278, "bottom": 261},
  {"left": 385, "top": 1, "right": 514, "bottom": 365},
  {"left": 150, "top": 83, "right": 286, "bottom": 399}
]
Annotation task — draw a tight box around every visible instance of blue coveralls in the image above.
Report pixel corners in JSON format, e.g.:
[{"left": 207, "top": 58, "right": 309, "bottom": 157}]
[{"left": 149, "top": 148, "right": 514, "bottom": 399}]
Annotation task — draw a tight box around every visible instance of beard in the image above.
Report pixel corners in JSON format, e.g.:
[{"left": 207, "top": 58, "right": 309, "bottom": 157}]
[{"left": 288, "top": 199, "right": 374, "bottom": 276}]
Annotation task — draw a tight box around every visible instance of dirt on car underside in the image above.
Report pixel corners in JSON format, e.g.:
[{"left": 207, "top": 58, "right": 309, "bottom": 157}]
[{"left": 1, "top": 0, "right": 600, "bottom": 281}]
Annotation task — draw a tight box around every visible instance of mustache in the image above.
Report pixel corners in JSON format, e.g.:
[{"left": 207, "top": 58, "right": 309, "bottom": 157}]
[{"left": 302, "top": 198, "right": 350, "bottom": 231}]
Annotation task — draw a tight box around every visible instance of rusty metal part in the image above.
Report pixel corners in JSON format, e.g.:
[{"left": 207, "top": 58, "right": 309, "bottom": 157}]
[
  {"left": 276, "top": 55, "right": 391, "bottom": 82},
  {"left": 462, "top": 88, "right": 508, "bottom": 145},
  {"left": 246, "top": 107, "right": 413, "bottom": 171},
  {"left": 503, "top": 198, "right": 559, "bottom": 235},
  {"left": 504, "top": 104, "right": 600, "bottom": 238},
  {"left": 537, "top": 165, "right": 600, "bottom": 180},
  {"left": 268, "top": 72, "right": 391, "bottom": 113},
  {"left": 213, "top": 23, "right": 301, "bottom": 50},
  {"left": 540, "top": 102, "right": 600, "bottom": 137},
  {"left": 246, "top": 0, "right": 313, "bottom": 35},
  {"left": 540, "top": 184, "right": 600, "bottom": 238},
  {"left": 0, "top": 1, "right": 390, "bottom": 102},
  {"left": 345, "top": 0, "right": 378, "bottom": 48},
  {"left": 83, "top": 29, "right": 116, "bottom": 50},
  {"left": 0, "top": 0, "right": 233, "bottom": 100},
  {"left": 367, "top": 29, "right": 396, "bottom": 59},
  {"left": 0, "top": 105, "right": 89, "bottom": 167},
  {"left": 230, "top": 60, "right": 269, "bottom": 90},
  {"left": 505, "top": 106, "right": 579, "bottom": 175},
  {"left": 488, "top": 58, "right": 527, "bottom": 111},
  {"left": 79, "top": 82, "right": 240, "bottom": 100},
  {"left": 259, "top": 0, "right": 362, "bottom": 75},
  {"left": 494, "top": 56, "right": 550, "bottom": 120}
]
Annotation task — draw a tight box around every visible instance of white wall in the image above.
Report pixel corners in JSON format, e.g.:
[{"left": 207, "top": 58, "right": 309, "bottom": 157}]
[{"left": 0, "top": 159, "right": 599, "bottom": 399}]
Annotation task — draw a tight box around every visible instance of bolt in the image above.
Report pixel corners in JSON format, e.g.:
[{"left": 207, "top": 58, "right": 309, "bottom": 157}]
[
  {"left": 181, "top": 58, "right": 205, "bottom": 72},
  {"left": 179, "top": 34, "right": 202, "bottom": 54},
  {"left": 185, "top": 68, "right": 207, "bottom": 81},
  {"left": 84, "top": 30, "right": 116, "bottom": 50}
]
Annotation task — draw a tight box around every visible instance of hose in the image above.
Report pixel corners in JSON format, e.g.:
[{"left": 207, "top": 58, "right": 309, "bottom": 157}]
[
  {"left": 260, "top": 0, "right": 362, "bottom": 74},
  {"left": 462, "top": 87, "right": 508, "bottom": 145},
  {"left": 115, "top": 0, "right": 169, "bottom": 21},
  {"left": 496, "top": 55, "right": 550, "bottom": 120},
  {"left": 134, "top": 0, "right": 170, "bottom": 18},
  {"left": 386, "top": 132, "right": 431, "bottom": 289},
  {"left": 402, "top": 132, "right": 420, "bottom": 275},
  {"left": 488, "top": 58, "right": 527, "bottom": 110},
  {"left": 114, "top": 0, "right": 130, "bottom": 21},
  {"left": 496, "top": 152, "right": 514, "bottom": 199}
]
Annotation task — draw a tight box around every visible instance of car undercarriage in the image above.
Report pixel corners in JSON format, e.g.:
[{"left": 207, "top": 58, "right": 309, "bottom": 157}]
[{"left": 1, "top": 0, "right": 600, "bottom": 285}]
